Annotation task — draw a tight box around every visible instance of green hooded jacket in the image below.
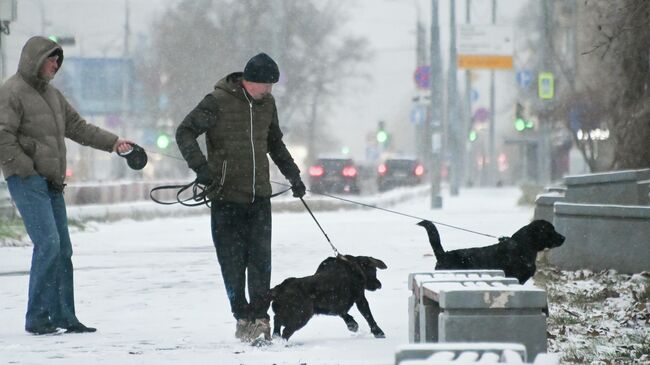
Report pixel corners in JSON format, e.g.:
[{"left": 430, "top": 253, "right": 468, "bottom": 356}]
[
  {"left": 0, "top": 36, "right": 118, "bottom": 185},
  {"left": 176, "top": 72, "right": 301, "bottom": 203}
]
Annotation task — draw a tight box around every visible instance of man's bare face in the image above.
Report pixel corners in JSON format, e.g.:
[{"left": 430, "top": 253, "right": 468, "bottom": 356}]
[
  {"left": 243, "top": 81, "right": 273, "bottom": 100},
  {"left": 40, "top": 55, "right": 59, "bottom": 80}
]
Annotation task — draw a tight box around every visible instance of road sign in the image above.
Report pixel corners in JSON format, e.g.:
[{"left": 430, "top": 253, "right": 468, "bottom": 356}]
[
  {"left": 457, "top": 24, "right": 514, "bottom": 70},
  {"left": 516, "top": 70, "right": 533, "bottom": 88},
  {"left": 471, "top": 89, "right": 479, "bottom": 102},
  {"left": 410, "top": 104, "right": 426, "bottom": 125},
  {"left": 538, "top": 72, "right": 554, "bottom": 99},
  {"left": 473, "top": 107, "right": 490, "bottom": 123},
  {"left": 414, "top": 65, "right": 431, "bottom": 89}
]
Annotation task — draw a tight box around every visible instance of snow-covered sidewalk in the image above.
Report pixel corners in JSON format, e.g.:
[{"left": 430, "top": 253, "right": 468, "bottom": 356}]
[{"left": 0, "top": 186, "right": 533, "bottom": 365}]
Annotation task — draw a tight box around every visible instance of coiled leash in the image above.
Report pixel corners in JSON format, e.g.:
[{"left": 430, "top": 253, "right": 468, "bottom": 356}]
[
  {"left": 146, "top": 149, "right": 292, "bottom": 207},
  {"left": 149, "top": 180, "right": 291, "bottom": 208},
  {"left": 149, "top": 180, "right": 218, "bottom": 207}
]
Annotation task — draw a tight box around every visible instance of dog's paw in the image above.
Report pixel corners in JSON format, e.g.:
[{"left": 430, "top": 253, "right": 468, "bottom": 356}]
[
  {"left": 372, "top": 328, "right": 385, "bottom": 338},
  {"left": 346, "top": 321, "right": 359, "bottom": 332}
]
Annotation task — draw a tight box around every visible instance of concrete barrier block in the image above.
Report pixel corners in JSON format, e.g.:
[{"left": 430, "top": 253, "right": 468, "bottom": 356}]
[
  {"left": 549, "top": 202, "right": 650, "bottom": 272},
  {"left": 563, "top": 169, "right": 650, "bottom": 205},
  {"left": 533, "top": 192, "right": 564, "bottom": 222},
  {"left": 395, "top": 343, "right": 527, "bottom": 365},
  {"left": 417, "top": 281, "right": 548, "bottom": 359},
  {"left": 408, "top": 271, "right": 514, "bottom": 344}
]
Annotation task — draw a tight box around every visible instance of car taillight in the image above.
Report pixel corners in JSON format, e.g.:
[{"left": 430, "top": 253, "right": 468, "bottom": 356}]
[
  {"left": 342, "top": 166, "right": 357, "bottom": 177},
  {"left": 414, "top": 164, "right": 425, "bottom": 176},
  {"left": 309, "top": 165, "right": 324, "bottom": 177},
  {"left": 378, "top": 163, "right": 387, "bottom": 176}
]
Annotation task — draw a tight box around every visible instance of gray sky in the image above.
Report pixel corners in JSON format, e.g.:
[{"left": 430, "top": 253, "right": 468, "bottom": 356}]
[{"left": 2, "top": 0, "right": 527, "bottom": 161}]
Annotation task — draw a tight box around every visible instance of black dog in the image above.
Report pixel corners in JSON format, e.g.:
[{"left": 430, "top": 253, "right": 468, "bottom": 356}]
[
  {"left": 418, "top": 220, "right": 565, "bottom": 284},
  {"left": 270, "top": 255, "right": 387, "bottom": 340}
]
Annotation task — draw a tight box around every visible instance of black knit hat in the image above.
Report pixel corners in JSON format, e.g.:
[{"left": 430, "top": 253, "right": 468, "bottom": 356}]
[{"left": 243, "top": 53, "right": 280, "bottom": 83}]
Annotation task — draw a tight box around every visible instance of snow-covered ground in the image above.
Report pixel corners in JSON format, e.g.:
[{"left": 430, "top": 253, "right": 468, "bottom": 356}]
[{"left": 0, "top": 186, "right": 533, "bottom": 364}]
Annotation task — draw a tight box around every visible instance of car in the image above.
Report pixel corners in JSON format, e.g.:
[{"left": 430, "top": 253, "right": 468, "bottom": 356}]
[
  {"left": 308, "top": 157, "right": 361, "bottom": 194},
  {"left": 377, "top": 158, "right": 425, "bottom": 192}
]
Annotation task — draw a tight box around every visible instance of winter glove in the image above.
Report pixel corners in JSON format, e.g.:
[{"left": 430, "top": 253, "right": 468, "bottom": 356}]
[
  {"left": 290, "top": 177, "right": 306, "bottom": 198},
  {"left": 193, "top": 163, "right": 213, "bottom": 186}
]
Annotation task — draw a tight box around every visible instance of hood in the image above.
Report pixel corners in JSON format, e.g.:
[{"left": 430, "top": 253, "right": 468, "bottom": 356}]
[
  {"left": 214, "top": 72, "right": 271, "bottom": 104},
  {"left": 18, "top": 36, "right": 64, "bottom": 89}
]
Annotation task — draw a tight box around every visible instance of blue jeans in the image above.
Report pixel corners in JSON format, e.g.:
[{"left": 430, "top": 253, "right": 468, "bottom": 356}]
[{"left": 7, "top": 175, "right": 79, "bottom": 329}]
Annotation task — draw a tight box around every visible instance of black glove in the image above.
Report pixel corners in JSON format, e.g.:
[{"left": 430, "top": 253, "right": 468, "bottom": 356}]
[
  {"left": 290, "top": 178, "right": 306, "bottom": 198},
  {"left": 194, "top": 163, "right": 213, "bottom": 186}
]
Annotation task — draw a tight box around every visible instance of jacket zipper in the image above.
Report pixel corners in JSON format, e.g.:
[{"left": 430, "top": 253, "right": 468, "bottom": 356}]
[
  {"left": 243, "top": 89, "right": 256, "bottom": 203},
  {"left": 220, "top": 160, "right": 228, "bottom": 187},
  {"left": 214, "top": 160, "right": 227, "bottom": 195}
]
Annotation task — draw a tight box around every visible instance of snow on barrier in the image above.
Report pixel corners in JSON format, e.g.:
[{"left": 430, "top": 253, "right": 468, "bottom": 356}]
[
  {"left": 408, "top": 271, "right": 548, "bottom": 360},
  {"left": 394, "top": 343, "right": 559, "bottom": 365},
  {"left": 408, "top": 271, "right": 516, "bottom": 344}
]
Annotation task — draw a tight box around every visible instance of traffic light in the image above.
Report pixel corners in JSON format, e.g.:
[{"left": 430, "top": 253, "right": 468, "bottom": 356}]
[
  {"left": 376, "top": 121, "right": 390, "bottom": 146},
  {"left": 156, "top": 133, "right": 171, "bottom": 149},
  {"left": 48, "top": 35, "right": 76, "bottom": 46},
  {"left": 514, "top": 103, "right": 534, "bottom": 132},
  {"left": 468, "top": 130, "right": 478, "bottom": 142}
]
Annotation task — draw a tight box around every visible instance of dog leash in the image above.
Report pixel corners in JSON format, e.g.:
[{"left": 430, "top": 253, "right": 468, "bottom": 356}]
[
  {"left": 299, "top": 197, "right": 340, "bottom": 256},
  {"left": 272, "top": 180, "right": 498, "bottom": 239},
  {"left": 143, "top": 150, "right": 497, "bottom": 239}
]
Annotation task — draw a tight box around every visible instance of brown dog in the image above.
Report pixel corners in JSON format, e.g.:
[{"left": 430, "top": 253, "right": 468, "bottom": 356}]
[{"left": 418, "top": 220, "right": 565, "bottom": 284}]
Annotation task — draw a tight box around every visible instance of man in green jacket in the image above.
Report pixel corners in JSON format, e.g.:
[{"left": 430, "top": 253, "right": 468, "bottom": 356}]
[
  {"left": 176, "top": 53, "right": 306, "bottom": 342},
  {"left": 0, "top": 36, "right": 133, "bottom": 335}
]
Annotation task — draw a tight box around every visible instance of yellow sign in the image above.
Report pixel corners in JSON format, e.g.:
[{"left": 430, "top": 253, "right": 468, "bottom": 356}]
[
  {"left": 458, "top": 55, "right": 513, "bottom": 70},
  {"left": 538, "top": 72, "right": 554, "bottom": 99},
  {"left": 457, "top": 24, "right": 514, "bottom": 70}
]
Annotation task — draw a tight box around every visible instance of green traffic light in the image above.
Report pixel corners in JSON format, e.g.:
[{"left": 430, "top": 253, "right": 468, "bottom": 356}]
[
  {"left": 376, "top": 130, "right": 388, "bottom": 143},
  {"left": 156, "top": 134, "right": 171, "bottom": 149},
  {"left": 48, "top": 35, "right": 59, "bottom": 42},
  {"left": 468, "top": 130, "right": 477, "bottom": 142},
  {"left": 515, "top": 118, "right": 526, "bottom": 132},
  {"left": 525, "top": 120, "right": 534, "bottom": 129}
]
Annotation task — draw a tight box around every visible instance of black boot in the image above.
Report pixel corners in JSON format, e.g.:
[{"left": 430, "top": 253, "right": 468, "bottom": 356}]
[
  {"left": 65, "top": 323, "right": 97, "bottom": 333},
  {"left": 25, "top": 324, "right": 59, "bottom": 335}
]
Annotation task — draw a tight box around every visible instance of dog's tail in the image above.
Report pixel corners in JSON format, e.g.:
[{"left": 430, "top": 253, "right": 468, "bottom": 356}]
[{"left": 417, "top": 220, "right": 445, "bottom": 258}]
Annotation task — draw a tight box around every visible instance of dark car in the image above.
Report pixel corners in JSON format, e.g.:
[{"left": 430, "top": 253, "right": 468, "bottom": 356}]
[
  {"left": 308, "top": 157, "right": 361, "bottom": 194},
  {"left": 377, "top": 158, "right": 425, "bottom": 192}
]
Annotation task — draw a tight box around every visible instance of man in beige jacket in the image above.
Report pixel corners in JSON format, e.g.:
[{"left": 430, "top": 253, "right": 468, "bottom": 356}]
[{"left": 0, "top": 36, "right": 133, "bottom": 335}]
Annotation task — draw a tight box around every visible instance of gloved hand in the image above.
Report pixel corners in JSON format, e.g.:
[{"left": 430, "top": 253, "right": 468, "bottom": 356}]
[
  {"left": 290, "top": 177, "right": 306, "bottom": 198},
  {"left": 194, "top": 163, "right": 213, "bottom": 186}
]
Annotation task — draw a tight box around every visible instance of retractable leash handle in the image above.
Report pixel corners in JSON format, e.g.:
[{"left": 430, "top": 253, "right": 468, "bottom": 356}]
[{"left": 118, "top": 143, "right": 148, "bottom": 170}]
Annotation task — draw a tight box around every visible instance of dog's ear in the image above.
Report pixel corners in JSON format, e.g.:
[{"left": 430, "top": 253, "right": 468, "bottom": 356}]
[{"left": 368, "top": 257, "right": 387, "bottom": 270}]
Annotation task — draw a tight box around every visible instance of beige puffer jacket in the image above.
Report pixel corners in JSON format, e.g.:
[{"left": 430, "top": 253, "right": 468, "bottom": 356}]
[{"left": 0, "top": 36, "right": 118, "bottom": 185}]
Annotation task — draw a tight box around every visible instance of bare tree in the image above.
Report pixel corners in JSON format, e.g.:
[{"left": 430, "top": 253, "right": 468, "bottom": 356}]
[
  {"left": 516, "top": 0, "right": 650, "bottom": 172},
  {"left": 563, "top": 0, "right": 649, "bottom": 170},
  {"left": 145, "top": 0, "right": 369, "bottom": 160}
]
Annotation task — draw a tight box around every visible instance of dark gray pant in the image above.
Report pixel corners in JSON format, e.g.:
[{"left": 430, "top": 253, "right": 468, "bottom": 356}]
[{"left": 211, "top": 198, "right": 272, "bottom": 320}]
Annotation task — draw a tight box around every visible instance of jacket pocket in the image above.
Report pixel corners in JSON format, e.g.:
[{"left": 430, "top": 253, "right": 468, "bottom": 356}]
[{"left": 17, "top": 136, "right": 37, "bottom": 157}]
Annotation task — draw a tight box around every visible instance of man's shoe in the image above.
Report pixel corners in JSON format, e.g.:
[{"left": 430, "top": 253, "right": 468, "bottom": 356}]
[
  {"left": 25, "top": 324, "right": 59, "bottom": 335},
  {"left": 249, "top": 318, "right": 271, "bottom": 341},
  {"left": 65, "top": 323, "right": 97, "bottom": 333},
  {"left": 235, "top": 319, "right": 251, "bottom": 340}
]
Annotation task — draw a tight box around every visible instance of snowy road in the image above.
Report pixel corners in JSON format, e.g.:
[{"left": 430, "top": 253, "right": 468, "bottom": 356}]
[{"left": 0, "top": 187, "right": 533, "bottom": 365}]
